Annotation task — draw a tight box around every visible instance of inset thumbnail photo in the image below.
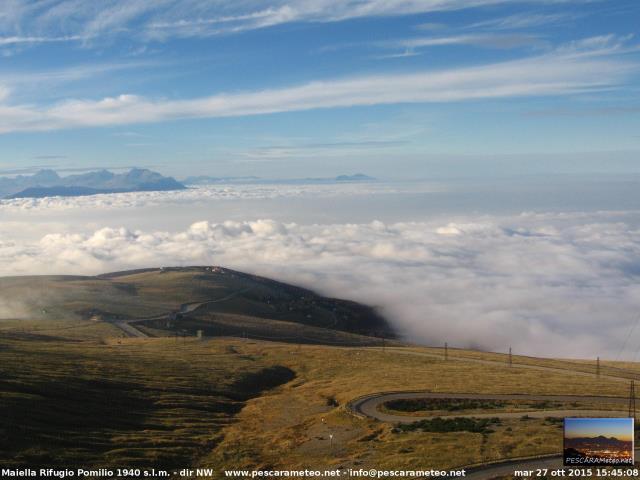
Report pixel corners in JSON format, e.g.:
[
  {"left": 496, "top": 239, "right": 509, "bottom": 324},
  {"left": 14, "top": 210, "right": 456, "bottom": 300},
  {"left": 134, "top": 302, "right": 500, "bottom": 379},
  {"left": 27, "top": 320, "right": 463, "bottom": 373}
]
[{"left": 564, "top": 417, "right": 634, "bottom": 466}]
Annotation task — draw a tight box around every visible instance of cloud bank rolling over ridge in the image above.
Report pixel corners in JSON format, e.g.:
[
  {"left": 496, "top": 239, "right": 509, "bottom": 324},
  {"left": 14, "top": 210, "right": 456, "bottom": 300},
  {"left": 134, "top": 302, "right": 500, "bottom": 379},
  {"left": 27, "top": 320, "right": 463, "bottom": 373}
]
[{"left": 2, "top": 204, "right": 639, "bottom": 359}]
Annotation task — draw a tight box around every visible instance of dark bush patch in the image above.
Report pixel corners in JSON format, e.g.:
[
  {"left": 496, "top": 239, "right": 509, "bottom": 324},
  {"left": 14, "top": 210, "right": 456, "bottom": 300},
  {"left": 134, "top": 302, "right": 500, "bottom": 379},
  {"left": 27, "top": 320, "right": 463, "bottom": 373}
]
[
  {"left": 326, "top": 396, "right": 339, "bottom": 407},
  {"left": 384, "top": 398, "right": 506, "bottom": 412},
  {"left": 395, "top": 417, "right": 500, "bottom": 434},
  {"left": 358, "top": 429, "right": 382, "bottom": 442}
]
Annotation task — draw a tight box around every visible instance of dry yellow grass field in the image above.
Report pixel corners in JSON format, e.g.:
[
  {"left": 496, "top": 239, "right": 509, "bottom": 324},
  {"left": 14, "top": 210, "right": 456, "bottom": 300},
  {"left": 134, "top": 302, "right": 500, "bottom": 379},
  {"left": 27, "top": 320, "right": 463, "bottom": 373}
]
[
  {"left": 1, "top": 269, "right": 635, "bottom": 478},
  {"left": 198, "top": 340, "right": 630, "bottom": 473},
  {"left": 2, "top": 332, "right": 631, "bottom": 476}
]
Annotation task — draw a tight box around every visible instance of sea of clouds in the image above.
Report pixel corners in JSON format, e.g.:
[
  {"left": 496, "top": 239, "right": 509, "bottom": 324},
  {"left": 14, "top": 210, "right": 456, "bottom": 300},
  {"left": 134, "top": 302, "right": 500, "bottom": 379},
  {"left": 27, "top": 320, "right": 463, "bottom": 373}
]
[
  {"left": 0, "top": 182, "right": 441, "bottom": 212},
  {"left": 2, "top": 180, "right": 640, "bottom": 360}
]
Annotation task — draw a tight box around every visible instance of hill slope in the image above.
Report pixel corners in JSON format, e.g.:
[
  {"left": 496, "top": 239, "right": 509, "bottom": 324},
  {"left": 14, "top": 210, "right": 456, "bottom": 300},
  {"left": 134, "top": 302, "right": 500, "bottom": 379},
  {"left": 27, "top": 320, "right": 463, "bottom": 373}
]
[{"left": 0, "top": 266, "right": 394, "bottom": 344}]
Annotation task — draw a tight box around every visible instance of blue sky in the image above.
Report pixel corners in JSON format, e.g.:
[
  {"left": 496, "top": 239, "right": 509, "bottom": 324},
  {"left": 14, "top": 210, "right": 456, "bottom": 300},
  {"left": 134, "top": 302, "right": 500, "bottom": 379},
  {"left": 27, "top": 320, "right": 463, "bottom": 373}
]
[{"left": 0, "top": 0, "right": 638, "bottom": 178}]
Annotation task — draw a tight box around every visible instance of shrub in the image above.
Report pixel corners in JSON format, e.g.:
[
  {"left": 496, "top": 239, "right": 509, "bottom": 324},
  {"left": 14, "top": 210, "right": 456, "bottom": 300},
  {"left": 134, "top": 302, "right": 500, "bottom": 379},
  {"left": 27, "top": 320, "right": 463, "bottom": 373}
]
[{"left": 395, "top": 417, "right": 500, "bottom": 434}]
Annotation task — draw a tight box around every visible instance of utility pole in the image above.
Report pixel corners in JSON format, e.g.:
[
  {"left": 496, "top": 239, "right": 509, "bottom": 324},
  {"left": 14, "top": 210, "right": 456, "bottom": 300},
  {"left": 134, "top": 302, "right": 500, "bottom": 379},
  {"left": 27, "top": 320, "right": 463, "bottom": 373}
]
[
  {"left": 629, "top": 380, "right": 636, "bottom": 419},
  {"left": 444, "top": 342, "right": 448, "bottom": 361},
  {"left": 509, "top": 347, "right": 512, "bottom": 368}
]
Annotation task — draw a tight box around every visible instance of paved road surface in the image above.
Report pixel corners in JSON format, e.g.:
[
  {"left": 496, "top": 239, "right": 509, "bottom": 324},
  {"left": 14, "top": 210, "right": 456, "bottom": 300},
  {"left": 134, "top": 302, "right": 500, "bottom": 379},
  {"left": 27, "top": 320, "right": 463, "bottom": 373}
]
[
  {"left": 113, "top": 321, "right": 148, "bottom": 338},
  {"left": 349, "top": 391, "right": 633, "bottom": 479},
  {"left": 177, "top": 287, "right": 253, "bottom": 314},
  {"left": 351, "top": 391, "right": 628, "bottom": 423},
  {"left": 111, "top": 287, "right": 253, "bottom": 338}
]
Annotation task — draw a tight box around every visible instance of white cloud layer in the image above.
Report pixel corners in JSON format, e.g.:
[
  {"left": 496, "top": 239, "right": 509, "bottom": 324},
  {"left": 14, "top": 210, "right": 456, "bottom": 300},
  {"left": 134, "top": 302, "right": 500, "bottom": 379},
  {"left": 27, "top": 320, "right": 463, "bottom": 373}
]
[
  {"left": 0, "top": 183, "right": 433, "bottom": 211},
  {"left": 2, "top": 208, "right": 640, "bottom": 359}
]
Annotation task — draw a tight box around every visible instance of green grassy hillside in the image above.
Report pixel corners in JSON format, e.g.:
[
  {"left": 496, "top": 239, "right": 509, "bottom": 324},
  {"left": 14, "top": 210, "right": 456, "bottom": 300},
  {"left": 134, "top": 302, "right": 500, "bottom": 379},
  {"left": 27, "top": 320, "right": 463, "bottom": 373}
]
[{"left": 0, "top": 267, "right": 394, "bottom": 344}]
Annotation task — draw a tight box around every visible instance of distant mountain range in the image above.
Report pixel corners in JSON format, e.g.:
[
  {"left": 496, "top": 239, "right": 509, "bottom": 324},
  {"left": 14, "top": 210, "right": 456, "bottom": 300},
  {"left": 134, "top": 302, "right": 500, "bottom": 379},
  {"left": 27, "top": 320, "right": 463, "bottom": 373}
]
[
  {"left": 0, "top": 169, "right": 376, "bottom": 199},
  {"left": 566, "top": 435, "right": 629, "bottom": 445},
  {"left": 334, "top": 174, "right": 374, "bottom": 182},
  {"left": 181, "top": 173, "right": 375, "bottom": 185},
  {"left": 565, "top": 435, "right": 632, "bottom": 452},
  {"left": 1, "top": 169, "right": 186, "bottom": 199}
]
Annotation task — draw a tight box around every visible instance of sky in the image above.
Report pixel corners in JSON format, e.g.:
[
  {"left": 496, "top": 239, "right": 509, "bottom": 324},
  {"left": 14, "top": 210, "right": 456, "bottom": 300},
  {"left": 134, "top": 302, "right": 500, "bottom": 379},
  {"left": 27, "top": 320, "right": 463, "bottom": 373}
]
[
  {"left": 565, "top": 418, "right": 633, "bottom": 441},
  {"left": 0, "top": 0, "right": 638, "bottom": 178},
  {"left": 2, "top": 2, "right": 640, "bottom": 360}
]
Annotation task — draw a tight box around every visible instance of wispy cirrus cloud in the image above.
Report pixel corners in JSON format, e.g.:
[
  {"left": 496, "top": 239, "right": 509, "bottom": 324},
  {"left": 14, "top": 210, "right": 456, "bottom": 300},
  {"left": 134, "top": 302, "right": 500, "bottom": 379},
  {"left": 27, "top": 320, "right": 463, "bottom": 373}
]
[
  {"left": 468, "top": 11, "right": 581, "bottom": 30},
  {"left": 555, "top": 33, "right": 638, "bottom": 57},
  {"left": 375, "top": 32, "right": 546, "bottom": 55},
  {"left": 0, "top": 0, "right": 604, "bottom": 43},
  {"left": 0, "top": 42, "right": 633, "bottom": 134},
  {"left": 0, "top": 34, "right": 85, "bottom": 46},
  {"left": 0, "top": 61, "right": 158, "bottom": 88},
  {"left": 0, "top": 60, "right": 167, "bottom": 105}
]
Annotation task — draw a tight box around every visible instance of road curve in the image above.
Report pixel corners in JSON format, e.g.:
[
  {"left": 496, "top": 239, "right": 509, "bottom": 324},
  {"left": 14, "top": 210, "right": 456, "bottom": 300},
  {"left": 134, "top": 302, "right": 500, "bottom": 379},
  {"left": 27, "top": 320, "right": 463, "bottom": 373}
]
[
  {"left": 111, "top": 287, "right": 254, "bottom": 338},
  {"left": 349, "top": 391, "right": 628, "bottom": 424},
  {"left": 178, "top": 286, "right": 253, "bottom": 314},
  {"left": 348, "top": 391, "right": 633, "bottom": 479},
  {"left": 113, "top": 321, "right": 149, "bottom": 338}
]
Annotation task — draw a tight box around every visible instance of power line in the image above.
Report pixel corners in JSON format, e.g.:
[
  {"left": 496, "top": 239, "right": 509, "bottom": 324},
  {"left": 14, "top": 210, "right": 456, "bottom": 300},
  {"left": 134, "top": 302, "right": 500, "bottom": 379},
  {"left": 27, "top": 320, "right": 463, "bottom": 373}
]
[
  {"left": 618, "top": 312, "right": 640, "bottom": 362},
  {"left": 631, "top": 336, "right": 640, "bottom": 364}
]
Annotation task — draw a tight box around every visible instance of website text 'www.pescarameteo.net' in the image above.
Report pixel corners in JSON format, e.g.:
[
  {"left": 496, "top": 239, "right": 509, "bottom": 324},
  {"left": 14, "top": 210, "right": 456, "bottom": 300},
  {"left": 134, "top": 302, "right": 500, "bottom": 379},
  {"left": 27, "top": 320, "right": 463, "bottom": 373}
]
[{"left": 222, "top": 468, "right": 467, "bottom": 478}]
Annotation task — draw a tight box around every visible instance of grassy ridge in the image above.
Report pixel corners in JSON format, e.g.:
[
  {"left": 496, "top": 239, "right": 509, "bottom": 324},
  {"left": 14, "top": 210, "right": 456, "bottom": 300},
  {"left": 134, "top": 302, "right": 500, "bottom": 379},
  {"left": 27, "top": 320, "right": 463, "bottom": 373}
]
[
  {"left": 0, "top": 335, "right": 293, "bottom": 469},
  {"left": 0, "top": 267, "right": 394, "bottom": 343}
]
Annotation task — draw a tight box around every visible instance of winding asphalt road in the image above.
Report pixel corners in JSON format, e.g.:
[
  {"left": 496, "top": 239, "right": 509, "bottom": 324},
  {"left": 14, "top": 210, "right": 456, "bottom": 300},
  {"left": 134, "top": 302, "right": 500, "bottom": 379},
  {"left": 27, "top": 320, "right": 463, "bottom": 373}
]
[
  {"left": 111, "top": 286, "right": 253, "bottom": 338},
  {"left": 113, "top": 320, "right": 149, "bottom": 338},
  {"left": 351, "top": 391, "right": 628, "bottom": 423},
  {"left": 348, "top": 391, "right": 633, "bottom": 479}
]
